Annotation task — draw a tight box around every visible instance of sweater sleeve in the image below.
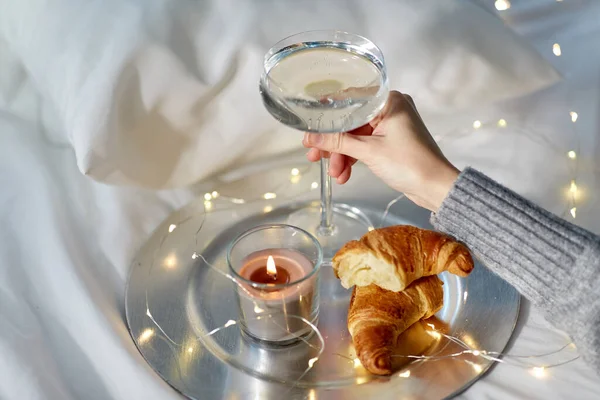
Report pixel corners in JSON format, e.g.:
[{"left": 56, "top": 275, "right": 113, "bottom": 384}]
[{"left": 431, "top": 167, "right": 600, "bottom": 373}]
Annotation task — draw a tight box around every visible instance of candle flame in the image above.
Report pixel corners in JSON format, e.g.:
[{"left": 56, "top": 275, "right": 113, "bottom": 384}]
[{"left": 266, "top": 256, "right": 277, "bottom": 277}]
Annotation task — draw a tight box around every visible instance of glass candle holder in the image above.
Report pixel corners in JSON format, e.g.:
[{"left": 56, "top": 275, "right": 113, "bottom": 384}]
[{"left": 227, "top": 224, "right": 322, "bottom": 345}]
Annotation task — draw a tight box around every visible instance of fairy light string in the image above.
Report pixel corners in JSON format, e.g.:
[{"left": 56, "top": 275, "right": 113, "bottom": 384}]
[
  {"left": 494, "top": 0, "right": 582, "bottom": 221},
  {"left": 146, "top": 120, "right": 581, "bottom": 385},
  {"left": 144, "top": 115, "right": 582, "bottom": 387},
  {"left": 139, "top": 11, "right": 585, "bottom": 387},
  {"left": 139, "top": 160, "right": 580, "bottom": 388}
]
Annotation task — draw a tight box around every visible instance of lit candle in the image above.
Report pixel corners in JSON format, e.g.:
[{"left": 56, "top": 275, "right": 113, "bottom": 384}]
[
  {"left": 228, "top": 224, "right": 322, "bottom": 345},
  {"left": 248, "top": 255, "right": 291, "bottom": 287},
  {"left": 236, "top": 248, "right": 318, "bottom": 344}
]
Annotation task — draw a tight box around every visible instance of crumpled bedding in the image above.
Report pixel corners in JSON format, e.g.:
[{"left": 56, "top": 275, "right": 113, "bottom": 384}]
[{"left": 0, "top": 0, "right": 558, "bottom": 188}]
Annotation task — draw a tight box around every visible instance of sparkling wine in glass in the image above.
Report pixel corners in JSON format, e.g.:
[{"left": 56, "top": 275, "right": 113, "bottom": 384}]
[{"left": 259, "top": 30, "right": 389, "bottom": 262}]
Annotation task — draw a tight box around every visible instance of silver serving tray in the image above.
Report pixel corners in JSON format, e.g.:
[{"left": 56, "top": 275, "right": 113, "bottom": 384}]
[{"left": 126, "top": 158, "right": 520, "bottom": 400}]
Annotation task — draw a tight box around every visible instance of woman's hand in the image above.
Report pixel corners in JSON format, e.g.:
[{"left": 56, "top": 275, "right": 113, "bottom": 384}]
[{"left": 302, "top": 91, "right": 459, "bottom": 212}]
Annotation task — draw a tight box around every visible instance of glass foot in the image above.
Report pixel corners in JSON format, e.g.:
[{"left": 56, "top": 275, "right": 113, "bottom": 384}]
[{"left": 285, "top": 202, "right": 374, "bottom": 263}]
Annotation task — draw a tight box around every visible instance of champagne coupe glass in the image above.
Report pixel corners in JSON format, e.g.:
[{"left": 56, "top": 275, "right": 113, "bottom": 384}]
[{"left": 259, "top": 30, "right": 388, "bottom": 263}]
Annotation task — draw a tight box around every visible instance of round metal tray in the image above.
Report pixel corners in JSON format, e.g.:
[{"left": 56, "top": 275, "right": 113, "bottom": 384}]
[{"left": 125, "top": 160, "right": 520, "bottom": 400}]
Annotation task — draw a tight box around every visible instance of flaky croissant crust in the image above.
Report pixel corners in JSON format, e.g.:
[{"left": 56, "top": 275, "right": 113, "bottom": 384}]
[
  {"left": 333, "top": 225, "right": 474, "bottom": 292},
  {"left": 348, "top": 275, "right": 444, "bottom": 375}
]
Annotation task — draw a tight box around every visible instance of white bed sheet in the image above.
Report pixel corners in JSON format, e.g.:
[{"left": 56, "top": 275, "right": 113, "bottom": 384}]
[
  {"left": 1, "top": 0, "right": 600, "bottom": 399},
  {"left": 0, "top": 0, "right": 560, "bottom": 189}
]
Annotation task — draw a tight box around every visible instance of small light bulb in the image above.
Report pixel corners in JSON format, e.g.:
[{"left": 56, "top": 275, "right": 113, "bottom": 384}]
[
  {"left": 211, "top": 191, "right": 219, "bottom": 198},
  {"left": 263, "top": 192, "right": 277, "bottom": 200},
  {"left": 398, "top": 370, "right": 411, "bottom": 378},
  {"left": 473, "top": 120, "right": 482, "bottom": 129},
  {"left": 495, "top": 0, "right": 510, "bottom": 11},
  {"left": 187, "top": 347, "right": 194, "bottom": 353},
  {"left": 570, "top": 181, "right": 578, "bottom": 194},
  {"left": 168, "top": 224, "right": 177, "bottom": 233},
  {"left": 570, "top": 111, "right": 578, "bottom": 122},
  {"left": 204, "top": 193, "right": 212, "bottom": 201},
  {"left": 428, "top": 330, "right": 442, "bottom": 340},
  {"left": 138, "top": 328, "right": 154, "bottom": 344},
  {"left": 462, "top": 335, "right": 477, "bottom": 348},
  {"left": 497, "top": 119, "right": 507, "bottom": 128},
  {"left": 473, "top": 350, "right": 481, "bottom": 357},
  {"left": 531, "top": 366, "right": 546, "bottom": 378},
  {"left": 253, "top": 305, "right": 264, "bottom": 313},
  {"left": 291, "top": 168, "right": 300, "bottom": 176},
  {"left": 553, "top": 43, "right": 562, "bottom": 56},
  {"left": 311, "top": 182, "right": 319, "bottom": 189},
  {"left": 164, "top": 254, "right": 177, "bottom": 269},
  {"left": 570, "top": 207, "right": 577, "bottom": 218},
  {"left": 567, "top": 151, "right": 577, "bottom": 159},
  {"left": 355, "top": 376, "right": 369, "bottom": 385},
  {"left": 204, "top": 200, "right": 212, "bottom": 210}
]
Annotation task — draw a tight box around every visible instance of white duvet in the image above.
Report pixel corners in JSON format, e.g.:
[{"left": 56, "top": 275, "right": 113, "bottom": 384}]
[
  {"left": 2, "top": 0, "right": 600, "bottom": 399},
  {"left": 0, "top": 0, "right": 558, "bottom": 189}
]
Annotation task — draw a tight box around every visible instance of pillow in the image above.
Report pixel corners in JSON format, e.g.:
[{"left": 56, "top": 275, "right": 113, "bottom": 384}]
[{"left": 0, "top": 0, "right": 560, "bottom": 188}]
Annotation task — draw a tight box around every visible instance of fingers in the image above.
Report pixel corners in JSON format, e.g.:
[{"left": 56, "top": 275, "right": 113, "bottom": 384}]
[
  {"left": 302, "top": 131, "right": 369, "bottom": 160},
  {"left": 305, "top": 149, "right": 357, "bottom": 184},
  {"left": 403, "top": 93, "right": 416, "bottom": 108},
  {"left": 402, "top": 93, "right": 425, "bottom": 121},
  {"left": 329, "top": 153, "right": 346, "bottom": 178},
  {"left": 306, "top": 147, "right": 321, "bottom": 162},
  {"left": 348, "top": 123, "right": 374, "bottom": 137},
  {"left": 306, "top": 148, "right": 332, "bottom": 161},
  {"left": 369, "top": 90, "right": 416, "bottom": 128},
  {"left": 336, "top": 163, "right": 352, "bottom": 184},
  {"left": 307, "top": 151, "right": 356, "bottom": 173},
  {"left": 304, "top": 123, "right": 372, "bottom": 161}
]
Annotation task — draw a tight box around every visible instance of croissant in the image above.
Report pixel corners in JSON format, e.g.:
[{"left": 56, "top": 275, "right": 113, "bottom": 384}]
[
  {"left": 333, "top": 225, "right": 473, "bottom": 292},
  {"left": 348, "top": 275, "right": 444, "bottom": 375}
]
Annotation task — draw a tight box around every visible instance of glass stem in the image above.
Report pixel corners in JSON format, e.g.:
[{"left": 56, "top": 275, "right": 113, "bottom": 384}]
[{"left": 318, "top": 152, "right": 335, "bottom": 236}]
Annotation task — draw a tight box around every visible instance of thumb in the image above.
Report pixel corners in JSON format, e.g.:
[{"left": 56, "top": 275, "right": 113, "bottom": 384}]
[{"left": 302, "top": 132, "right": 370, "bottom": 160}]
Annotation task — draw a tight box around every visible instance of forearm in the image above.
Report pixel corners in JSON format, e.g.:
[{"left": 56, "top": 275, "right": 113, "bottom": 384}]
[{"left": 431, "top": 167, "right": 600, "bottom": 372}]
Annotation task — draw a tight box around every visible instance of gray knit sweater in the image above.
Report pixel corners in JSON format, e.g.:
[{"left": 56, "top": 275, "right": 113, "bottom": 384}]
[{"left": 431, "top": 167, "right": 600, "bottom": 373}]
